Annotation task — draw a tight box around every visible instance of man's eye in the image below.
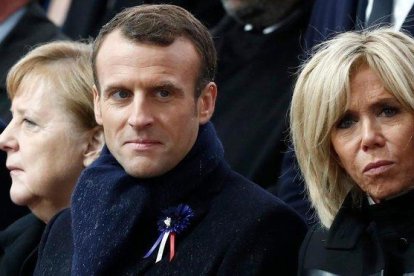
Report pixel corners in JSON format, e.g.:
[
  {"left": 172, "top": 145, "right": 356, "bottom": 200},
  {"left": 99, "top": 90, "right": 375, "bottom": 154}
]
[
  {"left": 156, "top": 90, "right": 170, "bottom": 98},
  {"left": 112, "top": 90, "right": 131, "bottom": 100}
]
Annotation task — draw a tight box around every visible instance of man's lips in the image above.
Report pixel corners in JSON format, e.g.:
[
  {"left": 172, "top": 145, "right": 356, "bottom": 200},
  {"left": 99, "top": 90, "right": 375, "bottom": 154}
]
[
  {"left": 124, "top": 139, "right": 162, "bottom": 150},
  {"left": 363, "top": 160, "right": 394, "bottom": 175}
]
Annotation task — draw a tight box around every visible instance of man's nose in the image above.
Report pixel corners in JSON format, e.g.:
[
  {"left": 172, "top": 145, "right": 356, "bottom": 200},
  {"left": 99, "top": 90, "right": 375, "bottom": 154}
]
[{"left": 127, "top": 95, "right": 155, "bottom": 129}]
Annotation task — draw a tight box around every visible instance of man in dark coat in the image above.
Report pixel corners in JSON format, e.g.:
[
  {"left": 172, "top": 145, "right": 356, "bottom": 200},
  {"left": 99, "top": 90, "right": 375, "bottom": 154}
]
[
  {"left": 34, "top": 5, "right": 307, "bottom": 275},
  {"left": 211, "top": 0, "right": 312, "bottom": 193},
  {"left": 305, "top": 0, "right": 414, "bottom": 53},
  {"left": 0, "top": 0, "right": 67, "bottom": 230}
]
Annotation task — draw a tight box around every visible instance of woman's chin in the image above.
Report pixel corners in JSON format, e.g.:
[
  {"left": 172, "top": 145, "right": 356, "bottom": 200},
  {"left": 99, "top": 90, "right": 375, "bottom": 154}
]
[{"left": 9, "top": 185, "right": 33, "bottom": 207}]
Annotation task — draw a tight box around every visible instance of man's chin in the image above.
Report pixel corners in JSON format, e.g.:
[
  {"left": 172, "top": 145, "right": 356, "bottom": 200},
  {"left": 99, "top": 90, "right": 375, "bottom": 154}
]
[{"left": 124, "top": 164, "right": 168, "bottom": 179}]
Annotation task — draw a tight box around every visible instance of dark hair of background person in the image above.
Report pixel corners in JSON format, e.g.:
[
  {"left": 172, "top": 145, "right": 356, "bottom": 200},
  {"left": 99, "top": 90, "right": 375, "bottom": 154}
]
[
  {"left": 57, "top": 0, "right": 224, "bottom": 40},
  {"left": 92, "top": 4, "right": 217, "bottom": 98}
]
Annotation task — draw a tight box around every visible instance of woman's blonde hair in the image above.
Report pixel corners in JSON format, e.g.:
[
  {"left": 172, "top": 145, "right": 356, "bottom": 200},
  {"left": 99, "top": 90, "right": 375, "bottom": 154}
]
[
  {"left": 7, "top": 40, "right": 97, "bottom": 130},
  {"left": 290, "top": 28, "right": 414, "bottom": 227}
]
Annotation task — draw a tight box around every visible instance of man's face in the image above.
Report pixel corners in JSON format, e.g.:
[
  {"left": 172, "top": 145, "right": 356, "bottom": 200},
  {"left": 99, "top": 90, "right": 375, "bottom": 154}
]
[{"left": 94, "top": 30, "right": 216, "bottom": 178}]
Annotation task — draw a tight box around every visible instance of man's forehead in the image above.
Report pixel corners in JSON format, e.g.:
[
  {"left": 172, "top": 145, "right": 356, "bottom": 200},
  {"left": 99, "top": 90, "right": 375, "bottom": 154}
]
[
  {"left": 96, "top": 30, "right": 130, "bottom": 59},
  {"left": 96, "top": 31, "right": 201, "bottom": 71}
]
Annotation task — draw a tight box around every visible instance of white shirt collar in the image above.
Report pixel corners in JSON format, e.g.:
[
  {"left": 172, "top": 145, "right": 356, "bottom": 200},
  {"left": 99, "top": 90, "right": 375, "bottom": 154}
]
[{"left": 366, "top": 0, "right": 414, "bottom": 30}]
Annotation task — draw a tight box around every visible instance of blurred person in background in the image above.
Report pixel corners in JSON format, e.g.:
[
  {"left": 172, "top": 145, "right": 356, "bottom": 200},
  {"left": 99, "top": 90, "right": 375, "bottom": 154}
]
[
  {"left": 305, "top": 0, "right": 414, "bottom": 50},
  {"left": 44, "top": 0, "right": 224, "bottom": 39},
  {"left": 0, "top": 0, "right": 67, "bottom": 122},
  {"left": 211, "top": 0, "right": 314, "bottom": 222}
]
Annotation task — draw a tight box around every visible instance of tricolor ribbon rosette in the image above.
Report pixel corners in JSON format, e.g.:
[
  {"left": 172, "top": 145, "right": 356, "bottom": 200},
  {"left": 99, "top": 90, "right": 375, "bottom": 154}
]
[{"left": 144, "top": 204, "right": 194, "bottom": 263}]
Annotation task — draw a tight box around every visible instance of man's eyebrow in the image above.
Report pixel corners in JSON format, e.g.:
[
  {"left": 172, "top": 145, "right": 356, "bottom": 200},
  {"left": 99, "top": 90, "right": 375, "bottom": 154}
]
[
  {"left": 152, "top": 81, "right": 182, "bottom": 91},
  {"left": 102, "top": 84, "right": 129, "bottom": 95}
]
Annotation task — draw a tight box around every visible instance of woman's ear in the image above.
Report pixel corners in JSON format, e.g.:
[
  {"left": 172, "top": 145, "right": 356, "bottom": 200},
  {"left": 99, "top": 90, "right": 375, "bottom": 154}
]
[{"left": 83, "top": 126, "right": 104, "bottom": 167}]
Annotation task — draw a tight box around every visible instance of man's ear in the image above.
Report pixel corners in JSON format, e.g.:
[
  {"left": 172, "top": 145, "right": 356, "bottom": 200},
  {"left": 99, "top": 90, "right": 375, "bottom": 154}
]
[
  {"left": 93, "top": 85, "right": 103, "bottom": 125},
  {"left": 83, "top": 126, "right": 104, "bottom": 167},
  {"left": 197, "top": 82, "right": 217, "bottom": 124}
]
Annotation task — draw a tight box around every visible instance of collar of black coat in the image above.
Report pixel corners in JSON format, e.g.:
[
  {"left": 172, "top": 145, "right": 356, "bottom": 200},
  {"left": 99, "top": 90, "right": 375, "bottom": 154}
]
[
  {"left": 324, "top": 188, "right": 367, "bottom": 250},
  {"left": 325, "top": 187, "right": 414, "bottom": 250}
]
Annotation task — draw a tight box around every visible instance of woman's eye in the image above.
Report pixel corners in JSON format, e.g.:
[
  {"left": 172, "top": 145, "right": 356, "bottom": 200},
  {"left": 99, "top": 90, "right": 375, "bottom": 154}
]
[
  {"left": 380, "top": 106, "right": 398, "bottom": 117},
  {"left": 23, "top": 118, "right": 36, "bottom": 127},
  {"left": 336, "top": 115, "right": 356, "bottom": 129}
]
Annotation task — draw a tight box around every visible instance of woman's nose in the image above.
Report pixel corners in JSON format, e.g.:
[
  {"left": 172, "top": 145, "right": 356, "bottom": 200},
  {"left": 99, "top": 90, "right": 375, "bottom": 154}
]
[
  {"left": 0, "top": 122, "right": 18, "bottom": 152},
  {"left": 360, "top": 118, "right": 385, "bottom": 152}
]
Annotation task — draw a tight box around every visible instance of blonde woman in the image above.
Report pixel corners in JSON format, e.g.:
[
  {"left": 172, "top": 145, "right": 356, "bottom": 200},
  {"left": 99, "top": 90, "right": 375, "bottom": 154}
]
[
  {"left": 291, "top": 29, "right": 414, "bottom": 275},
  {"left": 0, "top": 41, "right": 103, "bottom": 275}
]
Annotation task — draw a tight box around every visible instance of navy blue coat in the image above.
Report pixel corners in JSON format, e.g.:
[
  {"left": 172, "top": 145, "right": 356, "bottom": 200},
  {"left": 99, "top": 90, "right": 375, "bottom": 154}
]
[{"left": 35, "top": 162, "right": 307, "bottom": 275}]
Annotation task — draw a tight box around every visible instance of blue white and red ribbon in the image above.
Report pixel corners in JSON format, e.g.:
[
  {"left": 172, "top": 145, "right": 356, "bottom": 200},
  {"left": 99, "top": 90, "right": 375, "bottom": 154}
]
[{"left": 144, "top": 204, "right": 194, "bottom": 263}]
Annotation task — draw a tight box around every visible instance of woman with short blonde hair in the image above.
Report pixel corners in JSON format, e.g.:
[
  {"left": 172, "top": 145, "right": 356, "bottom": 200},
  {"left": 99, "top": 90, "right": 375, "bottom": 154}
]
[
  {"left": 0, "top": 41, "right": 103, "bottom": 274},
  {"left": 292, "top": 28, "right": 414, "bottom": 275}
]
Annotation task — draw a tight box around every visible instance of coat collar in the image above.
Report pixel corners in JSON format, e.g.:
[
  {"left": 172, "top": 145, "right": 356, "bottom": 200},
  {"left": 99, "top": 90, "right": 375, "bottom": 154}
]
[
  {"left": 325, "top": 188, "right": 414, "bottom": 250},
  {"left": 325, "top": 190, "right": 367, "bottom": 250}
]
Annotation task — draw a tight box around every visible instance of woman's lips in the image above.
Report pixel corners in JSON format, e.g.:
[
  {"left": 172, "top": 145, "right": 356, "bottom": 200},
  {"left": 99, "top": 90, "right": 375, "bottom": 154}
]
[
  {"left": 6, "top": 165, "right": 23, "bottom": 175},
  {"left": 363, "top": 160, "right": 394, "bottom": 175}
]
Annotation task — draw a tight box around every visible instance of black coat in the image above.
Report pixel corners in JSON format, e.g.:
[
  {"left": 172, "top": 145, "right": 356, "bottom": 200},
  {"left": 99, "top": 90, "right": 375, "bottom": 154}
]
[
  {"left": 298, "top": 190, "right": 414, "bottom": 275},
  {"left": 35, "top": 124, "right": 307, "bottom": 276},
  {"left": 0, "top": 213, "right": 45, "bottom": 276}
]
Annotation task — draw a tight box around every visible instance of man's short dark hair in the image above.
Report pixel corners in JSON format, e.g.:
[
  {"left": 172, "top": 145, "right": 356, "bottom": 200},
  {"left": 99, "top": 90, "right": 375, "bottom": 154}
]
[{"left": 92, "top": 4, "right": 217, "bottom": 98}]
